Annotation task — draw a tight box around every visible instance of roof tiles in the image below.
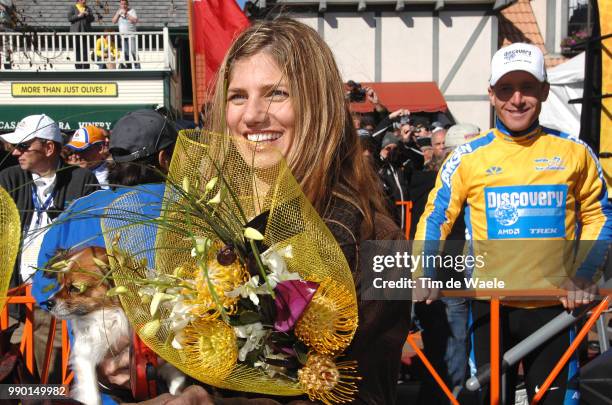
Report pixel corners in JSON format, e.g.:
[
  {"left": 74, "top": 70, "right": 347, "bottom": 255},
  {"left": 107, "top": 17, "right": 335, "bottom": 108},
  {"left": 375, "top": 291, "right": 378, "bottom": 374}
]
[{"left": 12, "top": 0, "right": 188, "bottom": 30}]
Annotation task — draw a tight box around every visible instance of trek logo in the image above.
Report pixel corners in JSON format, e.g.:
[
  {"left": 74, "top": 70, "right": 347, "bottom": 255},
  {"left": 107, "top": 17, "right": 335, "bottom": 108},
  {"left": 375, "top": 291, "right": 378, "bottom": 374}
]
[
  {"left": 486, "top": 166, "right": 503, "bottom": 176},
  {"left": 485, "top": 185, "right": 567, "bottom": 239},
  {"left": 534, "top": 156, "right": 565, "bottom": 171},
  {"left": 441, "top": 143, "right": 473, "bottom": 187}
]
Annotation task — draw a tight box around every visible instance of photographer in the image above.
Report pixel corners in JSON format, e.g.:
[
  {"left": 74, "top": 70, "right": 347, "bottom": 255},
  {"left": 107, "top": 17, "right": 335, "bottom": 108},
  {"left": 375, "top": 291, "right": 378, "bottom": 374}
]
[
  {"left": 372, "top": 109, "right": 424, "bottom": 173},
  {"left": 377, "top": 132, "right": 411, "bottom": 230},
  {"left": 347, "top": 81, "right": 389, "bottom": 126}
]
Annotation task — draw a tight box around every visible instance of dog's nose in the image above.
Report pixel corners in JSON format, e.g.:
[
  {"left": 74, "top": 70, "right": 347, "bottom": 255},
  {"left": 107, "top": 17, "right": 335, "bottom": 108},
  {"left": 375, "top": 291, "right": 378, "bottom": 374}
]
[{"left": 40, "top": 300, "right": 55, "bottom": 310}]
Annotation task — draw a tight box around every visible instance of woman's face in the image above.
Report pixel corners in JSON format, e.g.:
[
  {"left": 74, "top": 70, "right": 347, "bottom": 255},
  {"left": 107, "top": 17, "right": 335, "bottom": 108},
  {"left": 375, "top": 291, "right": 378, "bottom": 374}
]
[{"left": 226, "top": 52, "right": 295, "bottom": 164}]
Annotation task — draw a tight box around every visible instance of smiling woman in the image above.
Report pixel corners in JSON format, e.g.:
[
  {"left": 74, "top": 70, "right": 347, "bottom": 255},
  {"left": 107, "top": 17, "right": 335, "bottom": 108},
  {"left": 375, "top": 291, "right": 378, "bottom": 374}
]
[{"left": 200, "top": 17, "right": 410, "bottom": 404}]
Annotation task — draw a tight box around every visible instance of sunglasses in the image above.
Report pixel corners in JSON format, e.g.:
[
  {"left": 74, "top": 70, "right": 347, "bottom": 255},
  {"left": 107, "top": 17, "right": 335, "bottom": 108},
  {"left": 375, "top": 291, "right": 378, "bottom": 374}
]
[{"left": 9, "top": 139, "right": 45, "bottom": 152}]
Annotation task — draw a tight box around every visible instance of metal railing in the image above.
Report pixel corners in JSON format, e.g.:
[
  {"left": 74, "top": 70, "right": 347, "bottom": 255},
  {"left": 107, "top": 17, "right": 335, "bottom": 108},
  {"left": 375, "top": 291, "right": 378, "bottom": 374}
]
[{"left": 0, "top": 28, "right": 176, "bottom": 71}]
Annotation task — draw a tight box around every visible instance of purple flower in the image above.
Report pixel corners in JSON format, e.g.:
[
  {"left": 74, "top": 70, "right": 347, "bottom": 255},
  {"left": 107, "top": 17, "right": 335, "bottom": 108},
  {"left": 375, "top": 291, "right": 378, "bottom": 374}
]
[{"left": 273, "top": 280, "right": 319, "bottom": 332}]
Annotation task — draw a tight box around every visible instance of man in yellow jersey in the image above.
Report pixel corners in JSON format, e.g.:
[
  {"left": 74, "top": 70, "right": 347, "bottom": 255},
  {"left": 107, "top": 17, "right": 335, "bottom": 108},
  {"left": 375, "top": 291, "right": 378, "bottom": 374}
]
[{"left": 415, "top": 43, "right": 612, "bottom": 404}]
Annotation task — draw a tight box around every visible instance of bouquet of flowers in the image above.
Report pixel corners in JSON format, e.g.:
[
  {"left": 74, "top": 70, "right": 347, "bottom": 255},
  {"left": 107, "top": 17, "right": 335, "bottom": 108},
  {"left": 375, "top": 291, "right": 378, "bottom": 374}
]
[{"left": 101, "top": 130, "right": 360, "bottom": 404}]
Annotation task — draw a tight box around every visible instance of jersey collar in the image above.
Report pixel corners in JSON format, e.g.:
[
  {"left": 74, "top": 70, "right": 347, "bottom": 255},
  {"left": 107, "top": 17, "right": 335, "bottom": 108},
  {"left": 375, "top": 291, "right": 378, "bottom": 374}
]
[{"left": 495, "top": 117, "right": 541, "bottom": 142}]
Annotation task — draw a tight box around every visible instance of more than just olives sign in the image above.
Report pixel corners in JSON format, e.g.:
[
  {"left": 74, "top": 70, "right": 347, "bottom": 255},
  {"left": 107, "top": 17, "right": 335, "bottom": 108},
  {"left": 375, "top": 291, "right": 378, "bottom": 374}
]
[{"left": 11, "top": 82, "right": 118, "bottom": 97}]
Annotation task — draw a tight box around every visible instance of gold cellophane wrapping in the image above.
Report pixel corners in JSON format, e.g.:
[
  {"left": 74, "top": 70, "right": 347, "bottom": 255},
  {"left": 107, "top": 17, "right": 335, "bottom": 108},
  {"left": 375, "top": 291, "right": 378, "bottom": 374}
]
[
  {"left": 0, "top": 186, "right": 21, "bottom": 311},
  {"left": 102, "top": 130, "right": 358, "bottom": 396}
]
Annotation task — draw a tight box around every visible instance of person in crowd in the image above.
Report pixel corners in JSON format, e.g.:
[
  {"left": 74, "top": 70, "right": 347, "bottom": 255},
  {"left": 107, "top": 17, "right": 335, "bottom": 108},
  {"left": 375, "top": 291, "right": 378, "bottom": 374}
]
[
  {"left": 112, "top": 0, "right": 140, "bottom": 69},
  {"left": 411, "top": 123, "right": 470, "bottom": 405},
  {"left": 358, "top": 128, "right": 379, "bottom": 163},
  {"left": 68, "top": 0, "right": 94, "bottom": 69},
  {"left": 97, "top": 18, "right": 410, "bottom": 404},
  {"left": 415, "top": 42, "right": 612, "bottom": 404},
  {"left": 431, "top": 128, "right": 446, "bottom": 160},
  {"left": 346, "top": 81, "right": 388, "bottom": 126},
  {"left": 65, "top": 125, "right": 110, "bottom": 188},
  {"left": 95, "top": 29, "right": 119, "bottom": 69},
  {"left": 33, "top": 109, "right": 177, "bottom": 403},
  {"left": 417, "top": 137, "right": 433, "bottom": 167},
  {"left": 377, "top": 132, "right": 411, "bottom": 230},
  {"left": 444, "top": 123, "right": 480, "bottom": 152},
  {"left": 0, "top": 113, "right": 98, "bottom": 381},
  {"left": 414, "top": 122, "right": 432, "bottom": 139}
]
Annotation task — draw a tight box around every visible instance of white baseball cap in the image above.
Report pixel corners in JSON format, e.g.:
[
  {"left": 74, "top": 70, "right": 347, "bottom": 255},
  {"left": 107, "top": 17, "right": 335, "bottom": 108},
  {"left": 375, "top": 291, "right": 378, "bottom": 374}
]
[
  {"left": 445, "top": 123, "right": 481, "bottom": 149},
  {"left": 489, "top": 42, "right": 547, "bottom": 86},
  {"left": 1, "top": 114, "right": 63, "bottom": 144}
]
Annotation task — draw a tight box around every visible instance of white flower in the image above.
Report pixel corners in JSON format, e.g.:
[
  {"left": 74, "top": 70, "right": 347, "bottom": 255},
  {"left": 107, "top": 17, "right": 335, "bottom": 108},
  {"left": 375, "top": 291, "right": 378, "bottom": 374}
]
[
  {"left": 225, "top": 276, "right": 270, "bottom": 306},
  {"left": 169, "top": 300, "right": 196, "bottom": 332},
  {"left": 244, "top": 227, "right": 264, "bottom": 241},
  {"left": 233, "top": 322, "right": 267, "bottom": 362},
  {"left": 261, "top": 245, "right": 300, "bottom": 289},
  {"left": 171, "top": 330, "right": 186, "bottom": 350}
]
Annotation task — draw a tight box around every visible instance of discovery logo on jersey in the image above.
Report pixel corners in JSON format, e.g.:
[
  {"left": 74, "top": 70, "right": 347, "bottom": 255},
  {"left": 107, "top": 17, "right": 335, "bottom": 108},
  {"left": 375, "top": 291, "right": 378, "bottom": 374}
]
[{"left": 484, "top": 184, "right": 568, "bottom": 239}]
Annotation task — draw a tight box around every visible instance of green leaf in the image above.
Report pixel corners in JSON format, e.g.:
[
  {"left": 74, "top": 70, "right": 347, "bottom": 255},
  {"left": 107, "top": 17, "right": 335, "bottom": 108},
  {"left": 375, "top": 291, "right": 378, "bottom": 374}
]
[
  {"left": 294, "top": 342, "right": 309, "bottom": 365},
  {"left": 238, "top": 311, "right": 261, "bottom": 325}
]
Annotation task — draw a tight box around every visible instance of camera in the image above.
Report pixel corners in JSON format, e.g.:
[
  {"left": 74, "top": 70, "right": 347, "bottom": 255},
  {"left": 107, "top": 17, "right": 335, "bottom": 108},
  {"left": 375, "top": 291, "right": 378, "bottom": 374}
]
[
  {"left": 391, "top": 114, "right": 411, "bottom": 129},
  {"left": 347, "top": 80, "right": 366, "bottom": 103}
]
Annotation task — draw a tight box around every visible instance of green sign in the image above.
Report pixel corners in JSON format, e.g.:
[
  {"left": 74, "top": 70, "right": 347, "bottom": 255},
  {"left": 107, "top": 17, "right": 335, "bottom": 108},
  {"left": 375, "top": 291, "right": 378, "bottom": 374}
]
[{"left": 0, "top": 104, "right": 157, "bottom": 132}]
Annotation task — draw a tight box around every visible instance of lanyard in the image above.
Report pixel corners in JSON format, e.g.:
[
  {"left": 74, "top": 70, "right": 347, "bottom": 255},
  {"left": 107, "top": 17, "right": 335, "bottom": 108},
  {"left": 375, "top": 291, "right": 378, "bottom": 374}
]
[{"left": 31, "top": 186, "right": 55, "bottom": 227}]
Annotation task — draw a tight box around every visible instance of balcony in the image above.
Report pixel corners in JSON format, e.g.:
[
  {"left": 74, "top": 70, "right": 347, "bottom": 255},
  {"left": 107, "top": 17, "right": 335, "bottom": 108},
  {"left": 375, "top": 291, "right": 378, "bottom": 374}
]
[{"left": 0, "top": 28, "right": 176, "bottom": 72}]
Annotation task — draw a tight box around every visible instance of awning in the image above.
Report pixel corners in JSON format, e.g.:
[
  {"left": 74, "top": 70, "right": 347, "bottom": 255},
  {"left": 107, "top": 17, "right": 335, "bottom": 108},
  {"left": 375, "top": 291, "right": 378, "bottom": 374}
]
[
  {"left": 0, "top": 104, "right": 157, "bottom": 133},
  {"left": 349, "top": 82, "right": 448, "bottom": 114}
]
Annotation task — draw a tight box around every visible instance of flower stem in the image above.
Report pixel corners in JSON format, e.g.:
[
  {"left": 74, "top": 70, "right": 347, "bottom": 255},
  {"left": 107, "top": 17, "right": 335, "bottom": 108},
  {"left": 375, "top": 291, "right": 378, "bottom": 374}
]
[{"left": 249, "top": 239, "right": 276, "bottom": 299}]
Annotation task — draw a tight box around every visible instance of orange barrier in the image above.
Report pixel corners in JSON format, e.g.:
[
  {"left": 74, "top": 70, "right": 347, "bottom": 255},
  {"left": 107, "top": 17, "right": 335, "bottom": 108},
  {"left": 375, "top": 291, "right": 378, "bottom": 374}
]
[
  {"left": 531, "top": 296, "right": 611, "bottom": 405},
  {"left": 406, "top": 333, "right": 460, "bottom": 405},
  {"left": 396, "top": 200, "right": 413, "bottom": 240},
  {"left": 412, "top": 289, "right": 612, "bottom": 404},
  {"left": 0, "top": 284, "right": 73, "bottom": 385},
  {"left": 490, "top": 298, "right": 500, "bottom": 405}
]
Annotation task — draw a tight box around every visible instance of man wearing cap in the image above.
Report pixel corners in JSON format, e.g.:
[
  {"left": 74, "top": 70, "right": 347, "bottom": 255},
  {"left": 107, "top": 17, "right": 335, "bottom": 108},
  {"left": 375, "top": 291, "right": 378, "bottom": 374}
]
[
  {"left": 65, "top": 125, "right": 110, "bottom": 188},
  {"left": 0, "top": 114, "right": 99, "bottom": 288},
  {"left": 0, "top": 114, "right": 98, "bottom": 380},
  {"left": 415, "top": 43, "right": 612, "bottom": 404},
  {"left": 444, "top": 123, "right": 480, "bottom": 151}
]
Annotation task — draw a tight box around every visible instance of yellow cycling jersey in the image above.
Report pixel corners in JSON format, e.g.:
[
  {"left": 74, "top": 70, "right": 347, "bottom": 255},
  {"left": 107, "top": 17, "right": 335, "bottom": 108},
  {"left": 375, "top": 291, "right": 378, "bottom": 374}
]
[
  {"left": 414, "top": 120, "right": 612, "bottom": 299},
  {"left": 416, "top": 120, "right": 612, "bottom": 242}
]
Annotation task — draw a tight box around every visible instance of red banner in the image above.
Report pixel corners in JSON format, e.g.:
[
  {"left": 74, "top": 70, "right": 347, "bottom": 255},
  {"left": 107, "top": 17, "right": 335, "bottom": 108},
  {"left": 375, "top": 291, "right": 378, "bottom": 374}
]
[{"left": 191, "top": 0, "right": 250, "bottom": 109}]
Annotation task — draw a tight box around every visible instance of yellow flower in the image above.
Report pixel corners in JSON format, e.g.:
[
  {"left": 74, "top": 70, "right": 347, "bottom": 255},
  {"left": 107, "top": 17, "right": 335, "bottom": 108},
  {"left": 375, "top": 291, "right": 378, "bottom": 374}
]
[
  {"left": 298, "top": 353, "right": 360, "bottom": 405},
  {"left": 180, "top": 319, "right": 237, "bottom": 383},
  {"left": 295, "top": 281, "right": 357, "bottom": 355}
]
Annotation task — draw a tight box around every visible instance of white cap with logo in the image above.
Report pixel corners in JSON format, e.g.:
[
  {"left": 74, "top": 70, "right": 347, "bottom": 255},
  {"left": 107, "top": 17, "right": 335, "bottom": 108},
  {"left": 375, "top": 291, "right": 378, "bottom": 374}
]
[
  {"left": 489, "top": 42, "right": 547, "bottom": 86},
  {"left": 0, "top": 114, "right": 63, "bottom": 145}
]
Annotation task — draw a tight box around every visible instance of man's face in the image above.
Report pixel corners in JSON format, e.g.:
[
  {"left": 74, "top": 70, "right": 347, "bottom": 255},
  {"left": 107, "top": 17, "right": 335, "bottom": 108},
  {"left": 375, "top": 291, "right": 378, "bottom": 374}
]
[
  {"left": 120, "top": 0, "right": 128, "bottom": 10},
  {"left": 380, "top": 144, "right": 397, "bottom": 160},
  {"left": 432, "top": 132, "right": 445, "bottom": 158},
  {"left": 66, "top": 143, "right": 107, "bottom": 169},
  {"left": 10, "top": 139, "right": 53, "bottom": 173},
  {"left": 488, "top": 71, "right": 549, "bottom": 132}
]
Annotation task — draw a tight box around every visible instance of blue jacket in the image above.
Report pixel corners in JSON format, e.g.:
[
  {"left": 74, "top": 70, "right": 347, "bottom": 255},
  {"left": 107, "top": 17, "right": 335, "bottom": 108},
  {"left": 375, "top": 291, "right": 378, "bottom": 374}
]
[{"left": 33, "top": 184, "right": 165, "bottom": 405}]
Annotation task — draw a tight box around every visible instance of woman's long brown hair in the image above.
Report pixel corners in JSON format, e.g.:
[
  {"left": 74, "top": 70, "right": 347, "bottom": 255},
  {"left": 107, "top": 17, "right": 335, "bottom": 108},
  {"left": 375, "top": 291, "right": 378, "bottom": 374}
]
[{"left": 206, "top": 18, "right": 387, "bottom": 237}]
